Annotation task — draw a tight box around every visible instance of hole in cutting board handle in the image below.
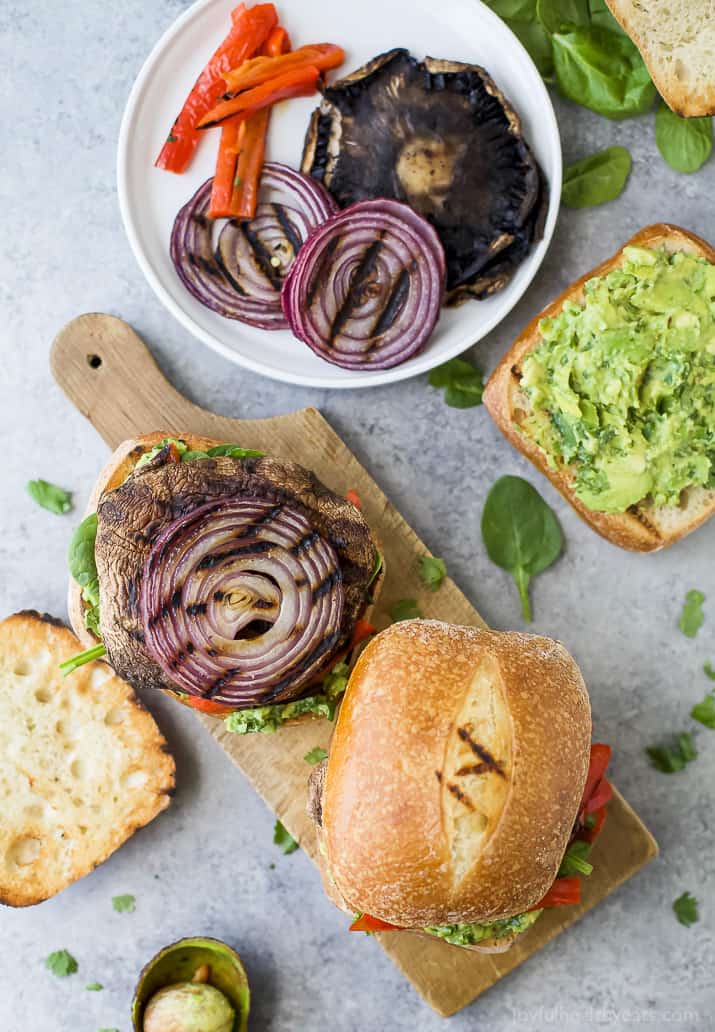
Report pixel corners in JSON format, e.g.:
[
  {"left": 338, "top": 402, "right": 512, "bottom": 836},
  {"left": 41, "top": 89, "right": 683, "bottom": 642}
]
[{"left": 86, "top": 353, "right": 102, "bottom": 369}]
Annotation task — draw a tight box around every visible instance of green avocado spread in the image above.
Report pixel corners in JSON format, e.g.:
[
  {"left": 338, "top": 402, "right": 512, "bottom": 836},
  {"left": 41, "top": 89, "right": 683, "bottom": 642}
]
[
  {"left": 520, "top": 246, "right": 715, "bottom": 513},
  {"left": 425, "top": 909, "right": 542, "bottom": 946}
]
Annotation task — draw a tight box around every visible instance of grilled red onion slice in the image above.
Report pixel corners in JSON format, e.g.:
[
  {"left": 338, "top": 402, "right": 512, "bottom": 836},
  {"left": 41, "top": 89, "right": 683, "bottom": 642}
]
[
  {"left": 139, "top": 498, "right": 344, "bottom": 708},
  {"left": 170, "top": 163, "right": 338, "bottom": 330},
  {"left": 281, "top": 198, "right": 446, "bottom": 369}
]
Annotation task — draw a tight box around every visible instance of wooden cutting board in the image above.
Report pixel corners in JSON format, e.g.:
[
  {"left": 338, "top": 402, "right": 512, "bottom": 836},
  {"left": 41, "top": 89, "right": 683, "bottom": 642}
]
[{"left": 51, "top": 313, "right": 658, "bottom": 1017}]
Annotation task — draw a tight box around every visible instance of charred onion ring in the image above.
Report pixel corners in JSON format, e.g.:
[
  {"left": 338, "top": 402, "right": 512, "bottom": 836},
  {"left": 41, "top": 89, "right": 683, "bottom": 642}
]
[
  {"left": 281, "top": 198, "right": 445, "bottom": 369},
  {"left": 139, "top": 498, "right": 344, "bottom": 707},
  {"left": 170, "top": 163, "right": 338, "bottom": 330}
]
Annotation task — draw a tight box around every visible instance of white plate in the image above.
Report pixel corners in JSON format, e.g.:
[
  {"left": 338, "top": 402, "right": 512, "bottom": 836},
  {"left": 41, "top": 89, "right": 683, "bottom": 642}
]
[{"left": 117, "top": 0, "right": 561, "bottom": 389}]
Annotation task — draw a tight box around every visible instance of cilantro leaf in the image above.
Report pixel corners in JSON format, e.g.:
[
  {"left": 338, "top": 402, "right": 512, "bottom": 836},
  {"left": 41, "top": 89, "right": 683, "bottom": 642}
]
[
  {"left": 304, "top": 746, "right": 328, "bottom": 765},
  {"left": 428, "top": 358, "right": 484, "bottom": 408},
  {"left": 112, "top": 893, "right": 136, "bottom": 913},
  {"left": 389, "top": 599, "right": 422, "bottom": 622},
  {"left": 273, "top": 820, "right": 299, "bottom": 854},
  {"left": 27, "top": 479, "right": 72, "bottom": 515},
  {"left": 673, "top": 891, "right": 699, "bottom": 927},
  {"left": 678, "top": 590, "right": 705, "bottom": 637},
  {"left": 691, "top": 692, "right": 715, "bottom": 729},
  {"left": 419, "top": 556, "right": 447, "bottom": 591},
  {"left": 45, "top": 950, "right": 78, "bottom": 977},
  {"left": 85, "top": 983, "right": 103, "bottom": 991},
  {"left": 704, "top": 661, "right": 715, "bottom": 681},
  {"left": 646, "top": 732, "right": 697, "bottom": 773}
]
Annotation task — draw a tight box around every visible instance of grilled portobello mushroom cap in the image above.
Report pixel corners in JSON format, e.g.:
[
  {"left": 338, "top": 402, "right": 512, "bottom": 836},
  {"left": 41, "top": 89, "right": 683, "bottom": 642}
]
[
  {"left": 302, "top": 49, "right": 547, "bottom": 305},
  {"left": 95, "top": 454, "right": 378, "bottom": 705}
]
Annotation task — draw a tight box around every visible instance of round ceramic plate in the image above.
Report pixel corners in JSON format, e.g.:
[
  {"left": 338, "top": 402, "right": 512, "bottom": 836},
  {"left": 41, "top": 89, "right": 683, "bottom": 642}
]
[{"left": 118, "top": 0, "right": 561, "bottom": 388}]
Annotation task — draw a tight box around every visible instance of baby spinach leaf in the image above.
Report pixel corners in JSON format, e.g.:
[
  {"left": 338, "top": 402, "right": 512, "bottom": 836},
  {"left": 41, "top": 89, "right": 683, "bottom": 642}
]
[
  {"left": 562, "top": 145, "right": 631, "bottom": 207},
  {"left": 679, "top": 590, "right": 705, "bottom": 638},
  {"left": 68, "top": 512, "right": 102, "bottom": 635},
  {"left": 273, "top": 820, "right": 299, "bottom": 855},
  {"left": 673, "top": 891, "right": 699, "bottom": 927},
  {"left": 389, "top": 599, "right": 423, "bottom": 623},
  {"left": 655, "top": 103, "right": 713, "bottom": 173},
  {"left": 484, "top": 1, "right": 554, "bottom": 77},
  {"left": 587, "top": 0, "right": 626, "bottom": 33},
  {"left": 552, "top": 27, "right": 656, "bottom": 119},
  {"left": 428, "top": 358, "right": 484, "bottom": 408},
  {"left": 481, "top": 476, "right": 563, "bottom": 621},
  {"left": 419, "top": 556, "right": 447, "bottom": 591},
  {"left": 26, "top": 479, "right": 72, "bottom": 515},
  {"left": 537, "top": 0, "right": 590, "bottom": 34}
]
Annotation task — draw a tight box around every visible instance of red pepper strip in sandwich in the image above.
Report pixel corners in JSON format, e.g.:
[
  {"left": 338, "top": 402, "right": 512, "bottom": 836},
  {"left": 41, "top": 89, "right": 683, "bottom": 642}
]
[
  {"left": 223, "top": 42, "right": 345, "bottom": 93},
  {"left": 349, "top": 914, "right": 402, "bottom": 933},
  {"left": 580, "top": 743, "right": 611, "bottom": 808},
  {"left": 345, "top": 489, "right": 362, "bottom": 509},
  {"left": 155, "top": 2, "right": 278, "bottom": 173},
  {"left": 350, "top": 618, "right": 377, "bottom": 649},
  {"left": 178, "top": 694, "right": 236, "bottom": 716},
  {"left": 197, "top": 64, "right": 321, "bottom": 129},
  {"left": 580, "top": 805, "right": 608, "bottom": 844},
  {"left": 531, "top": 876, "right": 581, "bottom": 910},
  {"left": 583, "top": 775, "right": 613, "bottom": 814}
]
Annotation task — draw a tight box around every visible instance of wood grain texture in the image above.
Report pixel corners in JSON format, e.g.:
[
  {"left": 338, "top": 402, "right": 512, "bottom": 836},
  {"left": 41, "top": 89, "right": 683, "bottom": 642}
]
[{"left": 51, "top": 314, "right": 658, "bottom": 1017}]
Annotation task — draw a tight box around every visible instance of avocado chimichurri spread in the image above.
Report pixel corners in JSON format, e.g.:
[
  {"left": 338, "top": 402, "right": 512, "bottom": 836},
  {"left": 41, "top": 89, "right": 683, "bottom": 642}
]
[
  {"left": 425, "top": 909, "right": 542, "bottom": 946},
  {"left": 519, "top": 246, "right": 715, "bottom": 513}
]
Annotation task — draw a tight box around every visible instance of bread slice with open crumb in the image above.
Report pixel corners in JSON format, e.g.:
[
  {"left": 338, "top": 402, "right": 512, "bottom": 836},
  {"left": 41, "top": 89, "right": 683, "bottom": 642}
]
[
  {"left": 483, "top": 224, "right": 715, "bottom": 552},
  {"left": 0, "top": 610, "right": 175, "bottom": 907},
  {"left": 606, "top": 1, "right": 715, "bottom": 116}
]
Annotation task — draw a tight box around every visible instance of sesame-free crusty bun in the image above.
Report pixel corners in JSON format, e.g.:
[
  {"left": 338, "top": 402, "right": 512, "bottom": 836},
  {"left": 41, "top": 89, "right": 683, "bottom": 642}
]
[
  {"left": 0, "top": 611, "right": 175, "bottom": 907},
  {"left": 483, "top": 225, "right": 715, "bottom": 552},
  {"left": 315, "top": 621, "right": 591, "bottom": 930}
]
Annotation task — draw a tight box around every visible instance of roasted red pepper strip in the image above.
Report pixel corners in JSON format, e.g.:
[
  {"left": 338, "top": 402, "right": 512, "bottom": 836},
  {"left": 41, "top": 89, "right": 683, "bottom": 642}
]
[
  {"left": 349, "top": 914, "right": 402, "bottom": 933},
  {"left": 198, "top": 64, "right": 321, "bottom": 129},
  {"left": 209, "top": 23, "right": 290, "bottom": 219},
  {"left": 155, "top": 2, "right": 278, "bottom": 173},
  {"left": 584, "top": 776, "right": 613, "bottom": 814},
  {"left": 223, "top": 43, "right": 344, "bottom": 93},
  {"left": 173, "top": 692, "right": 236, "bottom": 716},
  {"left": 580, "top": 805, "right": 608, "bottom": 844},
  {"left": 580, "top": 743, "right": 612, "bottom": 810},
  {"left": 345, "top": 489, "right": 362, "bottom": 509},
  {"left": 350, "top": 618, "right": 377, "bottom": 649},
  {"left": 532, "top": 876, "right": 581, "bottom": 910},
  {"left": 209, "top": 118, "right": 244, "bottom": 218}
]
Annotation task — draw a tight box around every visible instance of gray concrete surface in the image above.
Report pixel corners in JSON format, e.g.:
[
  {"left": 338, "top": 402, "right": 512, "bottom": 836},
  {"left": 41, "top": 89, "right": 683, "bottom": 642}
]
[{"left": 1, "top": 2, "right": 714, "bottom": 1030}]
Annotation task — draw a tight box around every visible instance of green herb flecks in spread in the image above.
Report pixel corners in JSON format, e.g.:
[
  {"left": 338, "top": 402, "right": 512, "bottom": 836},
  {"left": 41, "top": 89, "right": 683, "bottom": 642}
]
[
  {"left": 425, "top": 909, "right": 542, "bottom": 946},
  {"left": 519, "top": 247, "right": 715, "bottom": 513},
  {"left": 224, "top": 662, "right": 350, "bottom": 735}
]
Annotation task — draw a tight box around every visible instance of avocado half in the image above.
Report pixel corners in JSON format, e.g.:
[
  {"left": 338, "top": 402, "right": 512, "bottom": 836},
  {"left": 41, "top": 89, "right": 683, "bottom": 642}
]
[
  {"left": 301, "top": 49, "right": 547, "bottom": 305},
  {"left": 132, "top": 937, "right": 250, "bottom": 1032}
]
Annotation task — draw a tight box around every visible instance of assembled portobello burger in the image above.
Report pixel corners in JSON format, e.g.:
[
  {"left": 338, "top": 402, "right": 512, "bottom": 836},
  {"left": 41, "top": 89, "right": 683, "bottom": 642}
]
[
  {"left": 308, "top": 621, "right": 613, "bottom": 950},
  {"left": 66, "top": 432, "right": 382, "bottom": 730}
]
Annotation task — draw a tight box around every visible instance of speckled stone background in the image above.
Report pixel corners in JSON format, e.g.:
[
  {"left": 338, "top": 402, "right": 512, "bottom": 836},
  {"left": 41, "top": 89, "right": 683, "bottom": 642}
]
[{"left": 2, "top": 2, "right": 714, "bottom": 1030}]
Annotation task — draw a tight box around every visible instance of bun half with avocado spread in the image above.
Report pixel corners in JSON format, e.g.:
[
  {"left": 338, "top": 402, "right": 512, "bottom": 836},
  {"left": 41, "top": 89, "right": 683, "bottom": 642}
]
[
  {"left": 308, "top": 621, "right": 613, "bottom": 951},
  {"left": 484, "top": 224, "right": 715, "bottom": 552},
  {"left": 66, "top": 432, "right": 383, "bottom": 729}
]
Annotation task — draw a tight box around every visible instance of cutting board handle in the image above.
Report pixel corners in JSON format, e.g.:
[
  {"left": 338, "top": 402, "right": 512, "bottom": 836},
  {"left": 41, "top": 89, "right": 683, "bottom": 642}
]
[{"left": 50, "top": 313, "right": 210, "bottom": 446}]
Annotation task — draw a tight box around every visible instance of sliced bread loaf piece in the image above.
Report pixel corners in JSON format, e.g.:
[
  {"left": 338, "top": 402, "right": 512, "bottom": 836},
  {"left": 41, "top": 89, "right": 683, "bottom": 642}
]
[
  {"left": 0, "top": 611, "right": 175, "bottom": 906},
  {"left": 606, "top": 0, "right": 715, "bottom": 116},
  {"left": 483, "top": 224, "right": 715, "bottom": 552}
]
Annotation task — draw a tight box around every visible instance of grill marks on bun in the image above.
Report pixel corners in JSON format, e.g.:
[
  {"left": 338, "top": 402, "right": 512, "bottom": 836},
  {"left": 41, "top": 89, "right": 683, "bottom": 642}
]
[{"left": 441, "top": 659, "right": 511, "bottom": 883}]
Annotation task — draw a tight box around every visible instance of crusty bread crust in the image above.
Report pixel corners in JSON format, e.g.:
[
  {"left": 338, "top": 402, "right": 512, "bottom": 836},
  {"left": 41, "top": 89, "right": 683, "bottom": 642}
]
[
  {"left": 321, "top": 620, "right": 591, "bottom": 928},
  {"left": 606, "top": 1, "right": 715, "bottom": 117},
  {"left": 0, "top": 611, "right": 175, "bottom": 907},
  {"left": 483, "top": 224, "right": 715, "bottom": 552}
]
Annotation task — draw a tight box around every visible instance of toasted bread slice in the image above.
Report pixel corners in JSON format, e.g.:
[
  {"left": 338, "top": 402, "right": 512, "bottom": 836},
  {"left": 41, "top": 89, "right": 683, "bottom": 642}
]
[
  {"left": 0, "top": 611, "right": 175, "bottom": 906},
  {"left": 483, "top": 224, "right": 715, "bottom": 552},
  {"left": 606, "top": 1, "right": 715, "bottom": 116}
]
